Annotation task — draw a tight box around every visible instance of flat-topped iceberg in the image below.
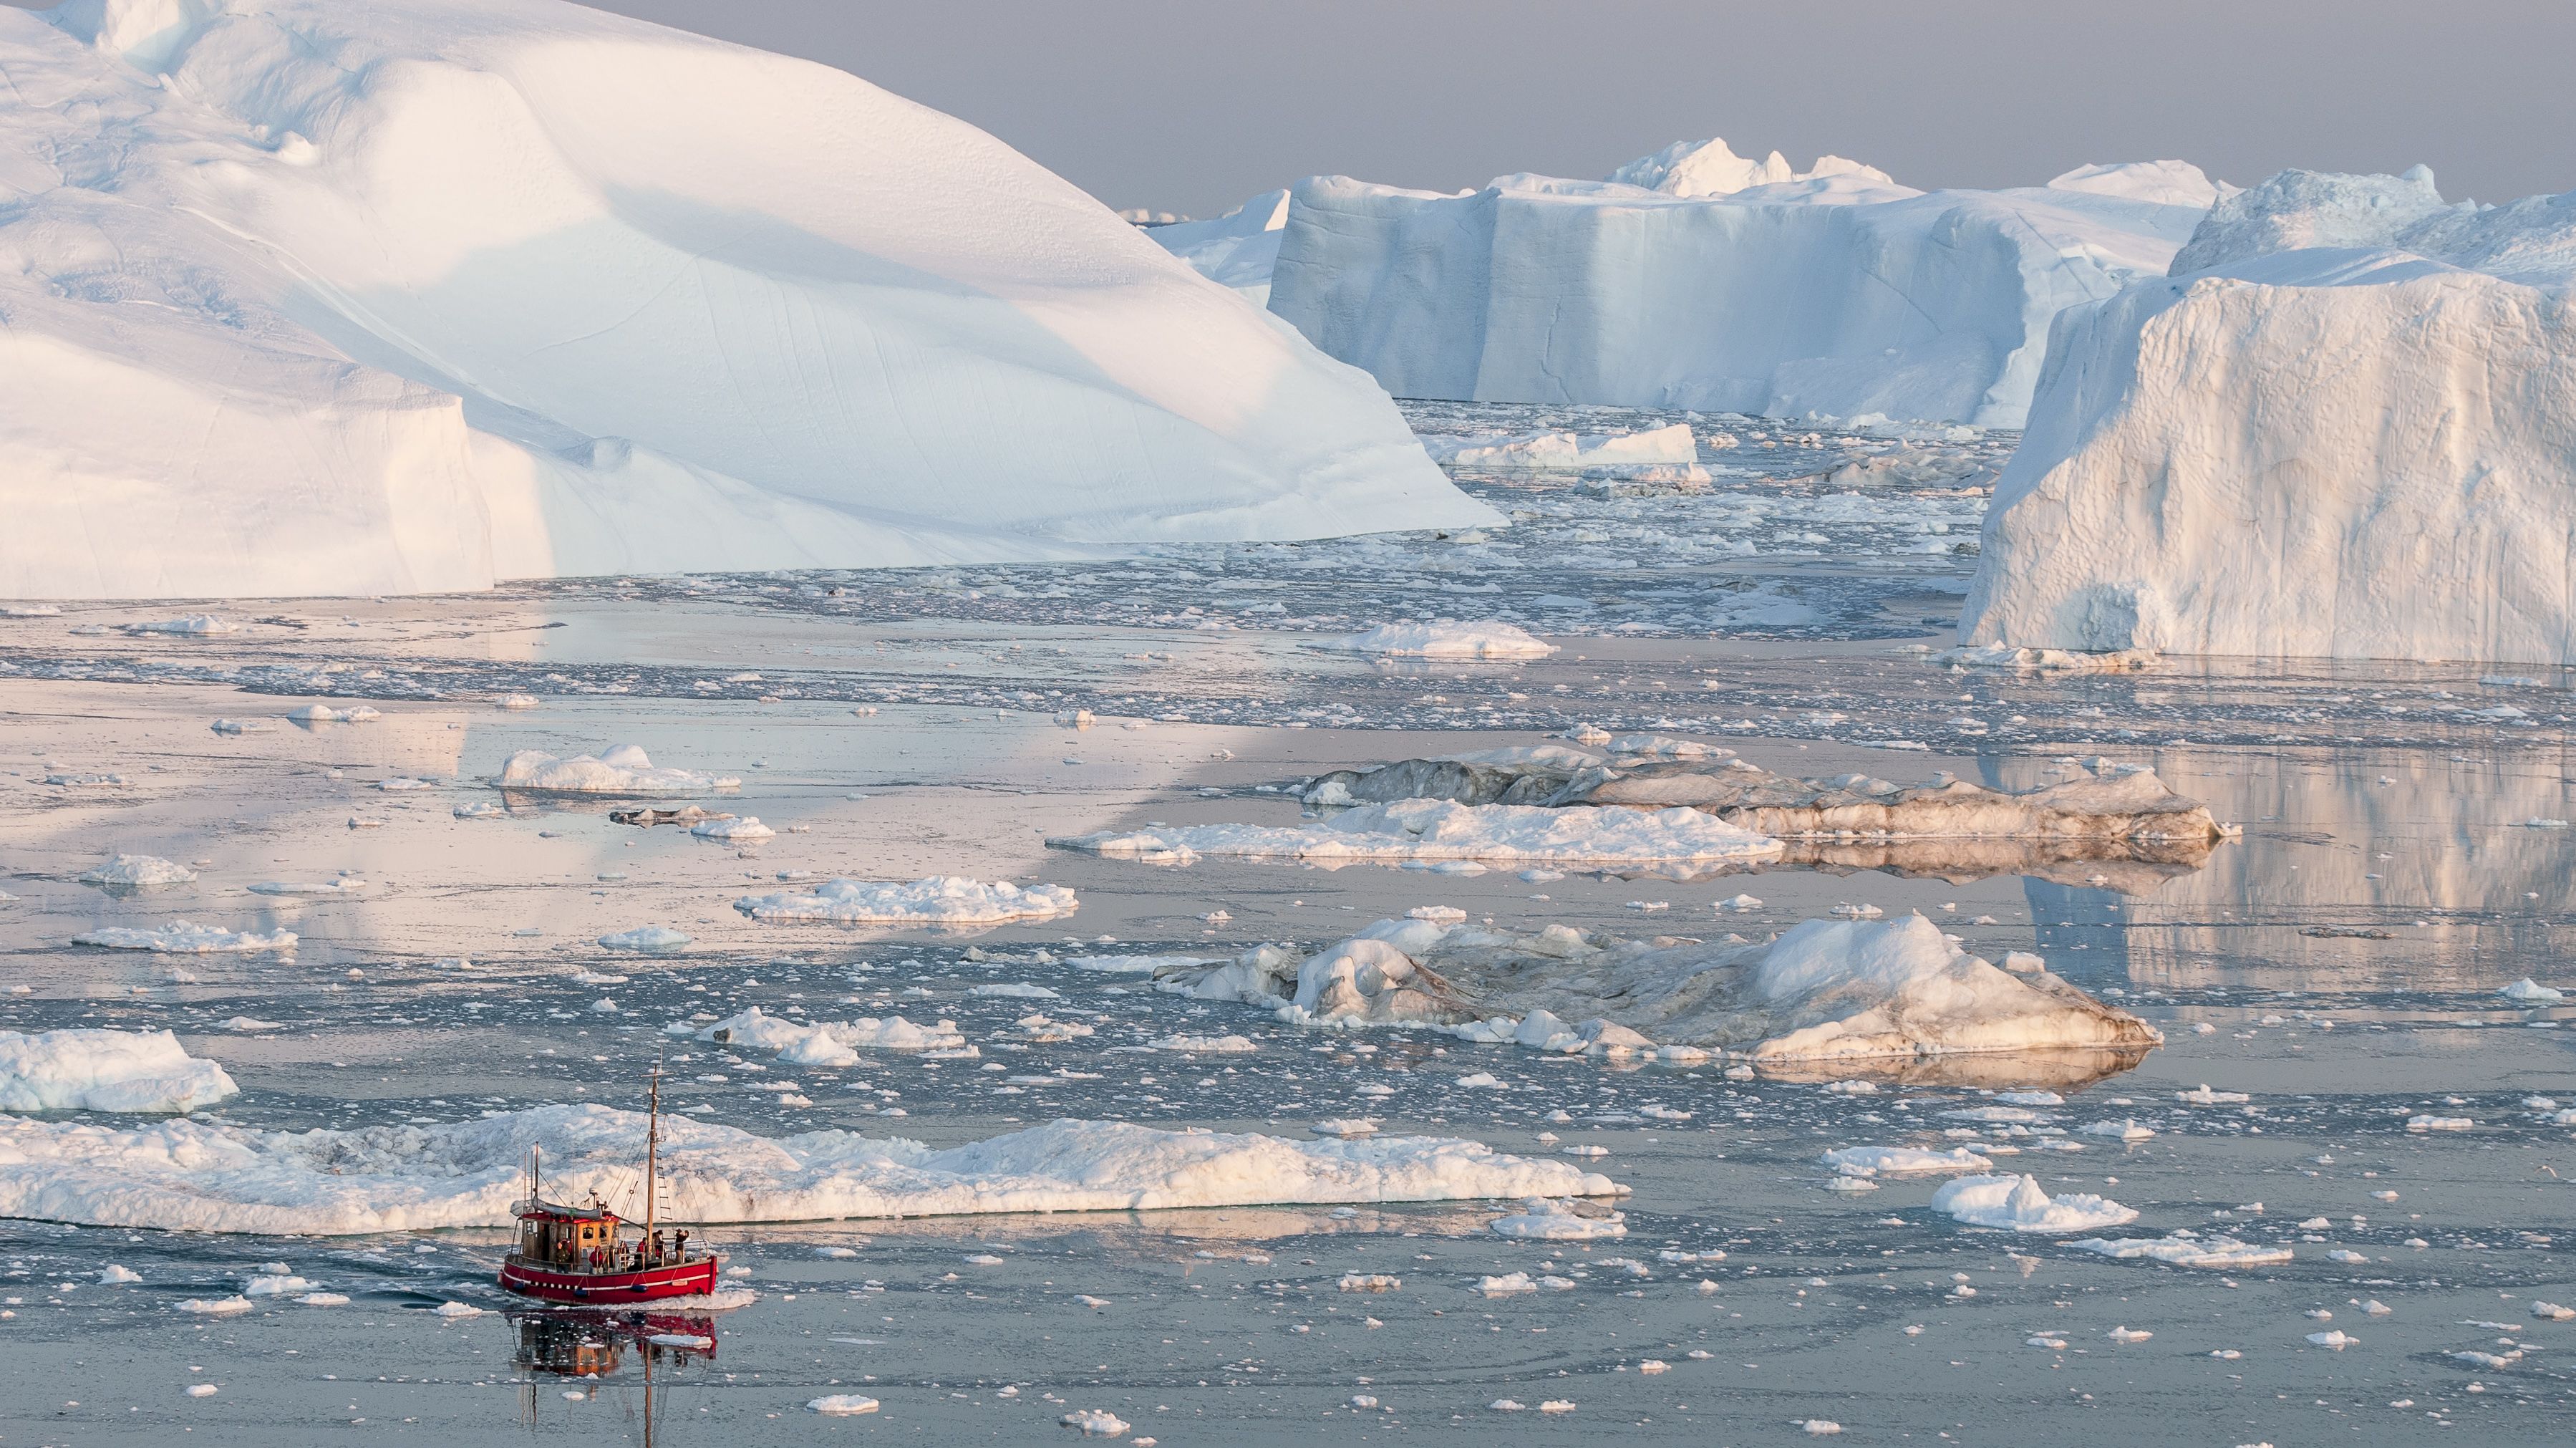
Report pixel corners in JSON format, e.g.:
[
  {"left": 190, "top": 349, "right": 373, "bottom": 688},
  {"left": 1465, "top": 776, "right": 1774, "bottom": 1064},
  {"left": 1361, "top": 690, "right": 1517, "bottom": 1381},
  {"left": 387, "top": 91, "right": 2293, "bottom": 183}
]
[
  {"left": 0, "top": 1105, "right": 1619, "bottom": 1233},
  {"left": 1964, "top": 167, "right": 2576, "bottom": 665},
  {"left": 1261, "top": 144, "right": 2223, "bottom": 426},
  {"left": 0, "top": 0, "right": 1488, "bottom": 600},
  {"left": 0, "top": 1028, "right": 239, "bottom": 1112}
]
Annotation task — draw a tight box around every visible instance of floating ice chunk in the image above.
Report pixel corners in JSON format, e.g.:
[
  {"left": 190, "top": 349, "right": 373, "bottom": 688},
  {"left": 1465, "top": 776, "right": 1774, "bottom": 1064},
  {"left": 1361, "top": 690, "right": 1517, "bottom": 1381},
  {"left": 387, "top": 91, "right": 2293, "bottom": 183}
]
[
  {"left": 1539, "top": 1400, "right": 1578, "bottom": 1414},
  {"left": 377, "top": 778, "right": 438, "bottom": 792},
  {"left": 1942, "top": 1106, "right": 2049, "bottom": 1124},
  {"left": 1477, "top": 1273, "right": 1538, "bottom": 1295},
  {"left": 499, "top": 745, "right": 737, "bottom": 796},
  {"left": 1716, "top": 894, "right": 1763, "bottom": 912},
  {"left": 1148, "top": 1034, "right": 1256, "bottom": 1053},
  {"left": 2071, "top": 1235, "right": 2292, "bottom": 1268},
  {"left": 1490, "top": 1195, "right": 1627, "bottom": 1240},
  {"left": 2078, "top": 1120, "right": 2155, "bottom": 1140},
  {"left": 1823, "top": 1080, "right": 1879, "bottom": 1095},
  {"left": 209, "top": 718, "right": 278, "bottom": 734},
  {"left": 2306, "top": 1329, "right": 2357, "bottom": 1349},
  {"left": 2328, "top": 1249, "right": 2368, "bottom": 1264},
  {"left": 1995, "top": 1090, "right": 2063, "bottom": 1106},
  {"left": 808, "top": 1394, "right": 879, "bottom": 1415},
  {"left": 175, "top": 1297, "right": 254, "bottom": 1316},
  {"left": 1064, "top": 953, "right": 1212, "bottom": 975},
  {"left": 452, "top": 802, "right": 506, "bottom": 819},
  {"left": 73, "top": 922, "right": 294, "bottom": 954},
  {"left": 2406, "top": 1114, "right": 2472, "bottom": 1131},
  {"left": 1408, "top": 905, "right": 1468, "bottom": 923},
  {"left": 690, "top": 816, "right": 775, "bottom": 841},
  {"left": 2502, "top": 979, "right": 2565, "bottom": 1003},
  {"left": 248, "top": 877, "right": 368, "bottom": 897},
  {"left": 1454, "top": 1073, "right": 1506, "bottom": 1089},
  {"left": 2177, "top": 1085, "right": 2249, "bottom": 1104},
  {"left": 700, "top": 1008, "right": 964, "bottom": 1063},
  {"left": 296, "top": 1292, "right": 349, "bottom": 1305},
  {"left": 1060, "top": 800, "right": 1782, "bottom": 869},
  {"left": 2532, "top": 1301, "right": 2575, "bottom": 1321},
  {"left": 1337, "top": 1273, "right": 1400, "bottom": 1293},
  {"left": 598, "top": 926, "right": 691, "bottom": 952},
  {"left": 1312, "top": 622, "right": 1557, "bottom": 660},
  {"left": 185, "top": 1384, "right": 218, "bottom": 1397},
  {"left": 1061, "top": 1408, "right": 1127, "bottom": 1436},
  {"left": 79, "top": 855, "right": 197, "bottom": 887},
  {"left": 243, "top": 1274, "right": 316, "bottom": 1296},
  {"left": 970, "top": 983, "right": 1061, "bottom": 1000},
  {"left": 98, "top": 1265, "right": 141, "bottom": 1284},
  {"left": 1935, "top": 644, "right": 2158, "bottom": 675},
  {"left": 285, "top": 705, "right": 379, "bottom": 724},
  {"left": 734, "top": 877, "right": 1078, "bottom": 925},
  {"left": 125, "top": 615, "right": 236, "bottom": 635},
  {"left": 2106, "top": 1326, "right": 2153, "bottom": 1342},
  {"left": 1819, "top": 1146, "right": 1992, "bottom": 1177},
  {"left": 1929, "top": 1174, "right": 2137, "bottom": 1232},
  {"left": 1311, "top": 1118, "right": 1379, "bottom": 1138},
  {"left": 432, "top": 1301, "right": 485, "bottom": 1318},
  {"left": 1422, "top": 424, "right": 1698, "bottom": 473}
]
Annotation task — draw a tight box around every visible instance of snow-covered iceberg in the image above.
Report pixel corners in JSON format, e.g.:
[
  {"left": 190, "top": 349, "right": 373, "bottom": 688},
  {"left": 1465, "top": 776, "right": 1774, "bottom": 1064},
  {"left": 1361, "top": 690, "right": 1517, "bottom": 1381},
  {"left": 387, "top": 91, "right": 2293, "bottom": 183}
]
[
  {"left": 1963, "top": 167, "right": 2576, "bottom": 664},
  {"left": 0, "top": 1105, "right": 1619, "bottom": 1232},
  {"left": 1260, "top": 147, "right": 2222, "bottom": 427},
  {"left": 0, "top": 0, "right": 1489, "bottom": 600},
  {"left": 0, "top": 1028, "right": 240, "bottom": 1112},
  {"left": 1142, "top": 190, "right": 1288, "bottom": 307}
]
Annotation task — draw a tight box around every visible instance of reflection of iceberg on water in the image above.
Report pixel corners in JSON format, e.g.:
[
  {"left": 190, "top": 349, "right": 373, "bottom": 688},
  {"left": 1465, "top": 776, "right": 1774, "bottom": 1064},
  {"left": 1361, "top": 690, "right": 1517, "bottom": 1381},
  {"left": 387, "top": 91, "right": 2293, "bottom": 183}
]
[{"left": 1998, "top": 750, "right": 2576, "bottom": 992}]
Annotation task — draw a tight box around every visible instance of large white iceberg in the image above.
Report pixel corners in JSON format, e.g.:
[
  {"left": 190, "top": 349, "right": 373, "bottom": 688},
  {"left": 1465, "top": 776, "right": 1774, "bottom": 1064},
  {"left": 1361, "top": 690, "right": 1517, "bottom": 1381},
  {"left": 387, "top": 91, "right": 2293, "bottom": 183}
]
[
  {"left": 0, "top": 1105, "right": 1619, "bottom": 1232},
  {"left": 0, "top": 1028, "right": 240, "bottom": 1112},
  {"left": 0, "top": 0, "right": 1490, "bottom": 600},
  {"left": 1256, "top": 145, "right": 2222, "bottom": 426},
  {"left": 1963, "top": 166, "right": 2576, "bottom": 665}
]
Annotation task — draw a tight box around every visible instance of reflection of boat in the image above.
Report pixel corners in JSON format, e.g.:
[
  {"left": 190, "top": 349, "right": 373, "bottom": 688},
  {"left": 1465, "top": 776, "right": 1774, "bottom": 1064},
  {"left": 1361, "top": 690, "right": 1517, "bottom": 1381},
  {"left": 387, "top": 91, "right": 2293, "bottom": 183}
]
[
  {"left": 500, "top": 1065, "right": 720, "bottom": 1305},
  {"left": 511, "top": 1308, "right": 713, "bottom": 1443}
]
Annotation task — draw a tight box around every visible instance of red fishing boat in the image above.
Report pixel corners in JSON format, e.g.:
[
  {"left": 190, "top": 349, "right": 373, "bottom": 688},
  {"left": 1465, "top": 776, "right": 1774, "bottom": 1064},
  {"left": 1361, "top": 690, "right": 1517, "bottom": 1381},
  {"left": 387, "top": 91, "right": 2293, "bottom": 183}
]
[{"left": 498, "top": 1065, "right": 720, "bottom": 1304}]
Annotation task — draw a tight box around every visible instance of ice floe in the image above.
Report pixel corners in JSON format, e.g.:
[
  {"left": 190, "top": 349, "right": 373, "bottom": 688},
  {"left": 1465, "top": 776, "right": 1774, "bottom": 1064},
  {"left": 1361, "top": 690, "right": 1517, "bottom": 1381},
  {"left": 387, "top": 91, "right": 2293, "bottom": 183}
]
[
  {"left": 1312, "top": 622, "right": 1558, "bottom": 660},
  {"left": 0, "top": 1106, "right": 1617, "bottom": 1232},
  {"left": 689, "top": 816, "right": 774, "bottom": 841},
  {"left": 499, "top": 745, "right": 738, "bottom": 796},
  {"left": 809, "top": 1395, "right": 880, "bottom": 1415},
  {"left": 2071, "top": 1234, "right": 2292, "bottom": 1268},
  {"left": 284, "top": 705, "right": 379, "bottom": 724},
  {"left": 1821, "top": 1146, "right": 1994, "bottom": 1177},
  {"left": 1057, "top": 798, "right": 1783, "bottom": 870},
  {"left": 733, "top": 877, "right": 1079, "bottom": 925},
  {"left": 72, "top": 921, "right": 295, "bottom": 953},
  {"left": 1489, "top": 1196, "right": 1627, "bottom": 1240},
  {"left": 79, "top": 854, "right": 197, "bottom": 887},
  {"left": 0, "top": 1028, "right": 238, "bottom": 1112},
  {"left": 597, "top": 926, "right": 690, "bottom": 952},
  {"left": 1420, "top": 423, "right": 1698, "bottom": 473},
  {"left": 698, "top": 1008, "right": 965, "bottom": 1063},
  {"left": 1929, "top": 1174, "right": 2136, "bottom": 1232}
]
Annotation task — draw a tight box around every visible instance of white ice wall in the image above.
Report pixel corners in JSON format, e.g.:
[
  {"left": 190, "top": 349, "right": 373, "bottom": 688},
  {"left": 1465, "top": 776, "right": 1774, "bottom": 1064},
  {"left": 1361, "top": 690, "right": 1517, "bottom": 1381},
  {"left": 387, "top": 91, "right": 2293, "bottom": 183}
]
[
  {"left": 1257, "top": 156, "right": 2213, "bottom": 427},
  {"left": 1963, "top": 170, "right": 2576, "bottom": 665}
]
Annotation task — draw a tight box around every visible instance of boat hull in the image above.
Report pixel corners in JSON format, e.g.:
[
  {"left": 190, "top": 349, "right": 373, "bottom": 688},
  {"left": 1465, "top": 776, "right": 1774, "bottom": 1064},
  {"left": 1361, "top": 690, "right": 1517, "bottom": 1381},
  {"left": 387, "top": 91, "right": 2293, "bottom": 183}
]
[{"left": 498, "top": 1257, "right": 720, "bottom": 1305}]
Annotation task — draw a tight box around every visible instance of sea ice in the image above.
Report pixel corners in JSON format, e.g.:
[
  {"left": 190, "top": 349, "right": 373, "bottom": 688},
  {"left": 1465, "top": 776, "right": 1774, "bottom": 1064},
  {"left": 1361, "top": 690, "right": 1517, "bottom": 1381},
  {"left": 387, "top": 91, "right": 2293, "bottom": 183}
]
[
  {"left": 2071, "top": 1235, "right": 2292, "bottom": 1268},
  {"left": 499, "top": 745, "right": 738, "bottom": 796},
  {"left": 597, "top": 926, "right": 690, "bottom": 952},
  {"left": 734, "top": 877, "right": 1079, "bottom": 925},
  {"left": 79, "top": 854, "right": 198, "bottom": 887},
  {"left": 808, "top": 1395, "right": 880, "bottom": 1415},
  {"left": 72, "top": 921, "right": 296, "bottom": 953},
  {"left": 1489, "top": 1196, "right": 1628, "bottom": 1240},
  {"left": 1929, "top": 1174, "right": 2137, "bottom": 1232},
  {"left": 1820, "top": 1146, "right": 1993, "bottom": 1177},
  {"left": 699, "top": 1008, "right": 965, "bottom": 1063},
  {"left": 0, "top": 1028, "right": 238, "bottom": 1112},
  {"left": 1312, "top": 622, "right": 1558, "bottom": 660},
  {"left": 0, "top": 1104, "right": 1619, "bottom": 1233},
  {"left": 689, "top": 816, "right": 774, "bottom": 841},
  {"left": 1057, "top": 798, "right": 1784, "bottom": 870}
]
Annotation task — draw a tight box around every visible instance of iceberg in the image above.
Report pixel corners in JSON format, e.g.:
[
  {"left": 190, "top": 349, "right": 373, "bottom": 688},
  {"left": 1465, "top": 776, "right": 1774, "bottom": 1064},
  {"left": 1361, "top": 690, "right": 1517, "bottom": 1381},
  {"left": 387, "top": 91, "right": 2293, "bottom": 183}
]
[
  {"left": 1142, "top": 190, "right": 1289, "bottom": 307},
  {"left": 0, "top": 1028, "right": 240, "bottom": 1112},
  {"left": 1964, "top": 167, "right": 2576, "bottom": 664},
  {"left": 0, "top": 0, "right": 1489, "bottom": 600},
  {"left": 0, "top": 1105, "right": 1620, "bottom": 1232},
  {"left": 1260, "top": 144, "right": 2222, "bottom": 427}
]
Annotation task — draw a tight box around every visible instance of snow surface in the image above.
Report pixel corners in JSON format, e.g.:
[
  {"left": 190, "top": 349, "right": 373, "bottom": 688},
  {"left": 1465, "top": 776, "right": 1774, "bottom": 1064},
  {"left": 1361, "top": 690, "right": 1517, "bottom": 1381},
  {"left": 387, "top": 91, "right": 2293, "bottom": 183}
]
[
  {"left": 0, "top": 1028, "right": 239, "bottom": 1111},
  {"left": 1267, "top": 145, "right": 2221, "bottom": 427},
  {"left": 733, "top": 877, "right": 1079, "bottom": 925},
  {"left": 0, "top": 0, "right": 1489, "bottom": 600},
  {"left": 1965, "top": 167, "right": 2576, "bottom": 664},
  {"left": 1056, "top": 798, "right": 1784, "bottom": 869},
  {"left": 498, "top": 745, "right": 737, "bottom": 796},
  {"left": 0, "top": 1104, "right": 1618, "bottom": 1232}
]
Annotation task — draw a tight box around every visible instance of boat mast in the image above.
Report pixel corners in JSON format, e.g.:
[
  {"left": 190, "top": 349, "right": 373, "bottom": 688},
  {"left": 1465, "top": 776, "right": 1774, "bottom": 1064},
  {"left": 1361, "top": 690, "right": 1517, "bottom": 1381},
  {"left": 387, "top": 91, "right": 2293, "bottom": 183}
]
[{"left": 644, "top": 1056, "right": 660, "bottom": 1245}]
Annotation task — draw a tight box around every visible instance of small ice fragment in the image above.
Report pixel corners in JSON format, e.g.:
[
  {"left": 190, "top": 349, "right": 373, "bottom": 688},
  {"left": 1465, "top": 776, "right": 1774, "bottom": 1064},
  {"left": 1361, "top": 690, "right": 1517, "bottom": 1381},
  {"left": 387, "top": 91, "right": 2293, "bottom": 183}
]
[
  {"left": 809, "top": 1395, "right": 880, "bottom": 1415},
  {"left": 185, "top": 1384, "right": 218, "bottom": 1397},
  {"left": 2306, "top": 1330, "right": 2356, "bottom": 1348},
  {"left": 1060, "top": 1406, "right": 1128, "bottom": 1435}
]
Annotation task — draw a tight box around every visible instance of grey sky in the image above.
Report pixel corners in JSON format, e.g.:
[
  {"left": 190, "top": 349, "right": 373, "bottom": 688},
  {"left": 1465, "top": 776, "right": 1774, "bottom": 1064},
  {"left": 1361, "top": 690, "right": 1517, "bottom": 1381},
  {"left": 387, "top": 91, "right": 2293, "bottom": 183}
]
[{"left": 578, "top": 1, "right": 2575, "bottom": 218}]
